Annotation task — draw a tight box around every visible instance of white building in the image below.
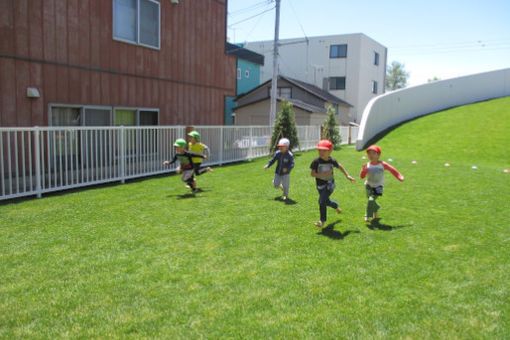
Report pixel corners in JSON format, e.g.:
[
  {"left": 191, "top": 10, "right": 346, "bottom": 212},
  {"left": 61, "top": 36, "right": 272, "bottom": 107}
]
[{"left": 244, "top": 33, "right": 387, "bottom": 124}]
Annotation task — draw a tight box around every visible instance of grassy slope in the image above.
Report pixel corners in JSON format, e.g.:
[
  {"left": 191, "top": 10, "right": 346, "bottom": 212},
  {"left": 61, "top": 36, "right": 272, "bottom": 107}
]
[{"left": 1, "top": 97, "right": 509, "bottom": 339}]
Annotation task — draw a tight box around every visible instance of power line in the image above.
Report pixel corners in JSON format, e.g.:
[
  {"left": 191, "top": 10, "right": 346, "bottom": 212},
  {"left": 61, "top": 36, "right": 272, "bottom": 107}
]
[
  {"left": 228, "top": 0, "right": 273, "bottom": 17},
  {"left": 287, "top": 0, "right": 308, "bottom": 40},
  {"left": 228, "top": 6, "right": 275, "bottom": 27}
]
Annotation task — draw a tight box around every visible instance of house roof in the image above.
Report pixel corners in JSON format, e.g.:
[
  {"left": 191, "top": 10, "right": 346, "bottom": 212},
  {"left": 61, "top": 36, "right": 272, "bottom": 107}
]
[
  {"left": 235, "top": 96, "right": 327, "bottom": 113},
  {"left": 225, "top": 42, "right": 265, "bottom": 65},
  {"left": 282, "top": 76, "right": 353, "bottom": 107},
  {"left": 235, "top": 75, "right": 353, "bottom": 108}
]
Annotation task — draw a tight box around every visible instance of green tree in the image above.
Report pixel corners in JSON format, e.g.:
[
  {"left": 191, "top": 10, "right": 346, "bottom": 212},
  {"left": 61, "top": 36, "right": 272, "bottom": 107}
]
[
  {"left": 321, "top": 106, "right": 342, "bottom": 148},
  {"left": 428, "top": 76, "right": 441, "bottom": 82},
  {"left": 270, "top": 100, "right": 299, "bottom": 152},
  {"left": 385, "top": 61, "right": 410, "bottom": 91}
]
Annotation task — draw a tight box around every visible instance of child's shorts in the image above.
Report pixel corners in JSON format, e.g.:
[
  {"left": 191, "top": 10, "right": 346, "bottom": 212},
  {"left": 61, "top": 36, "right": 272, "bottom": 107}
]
[
  {"left": 366, "top": 184, "right": 383, "bottom": 197},
  {"left": 181, "top": 170, "right": 194, "bottom": 182}
]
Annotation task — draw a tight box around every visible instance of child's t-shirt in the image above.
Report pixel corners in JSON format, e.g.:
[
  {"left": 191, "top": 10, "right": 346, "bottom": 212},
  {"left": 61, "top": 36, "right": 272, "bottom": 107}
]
[
  {"left": 188, "top": 142, "right": 207, "bottom": 164},
  {"left": 169, "top": 151, "right": 204, "bottom": 170},
  {"left": 266, "top": 150, "right": 295, "bottom": 175},
  {"left": 360, "top": 161, "right": 404, "bottom": 187},
  {"left": 310, "top": 157, "right": 340, "bottom": 186}
]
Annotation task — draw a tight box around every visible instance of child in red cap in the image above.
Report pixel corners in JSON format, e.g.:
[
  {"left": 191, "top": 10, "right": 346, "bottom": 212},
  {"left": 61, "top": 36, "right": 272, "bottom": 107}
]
[
  {"left": 310, "top": 139, "right": 355, "bottom": 227},
  {"left": 360, "top": 144, "right": 404, "bottom": 222}
]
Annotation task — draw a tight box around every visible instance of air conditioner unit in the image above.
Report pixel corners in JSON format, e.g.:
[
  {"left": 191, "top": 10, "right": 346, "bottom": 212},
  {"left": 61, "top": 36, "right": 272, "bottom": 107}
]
[{"left": 171, "top": 0, "right": 179, "bottom": 4}]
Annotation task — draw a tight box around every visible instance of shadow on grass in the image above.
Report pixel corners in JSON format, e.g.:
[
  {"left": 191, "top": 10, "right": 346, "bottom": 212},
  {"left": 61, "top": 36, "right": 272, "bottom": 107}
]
[
  {"left": 317, "top": 219, "right": 361, "bottom": 240},
  {"left": 273, "top": 196, "right": 297, "bottom": 205},
  {"left": 167, "top": 187, "right": 209, "bottom": 199},
  {"left": 367, "top": 218, "right": 407, "bottom": 231}
]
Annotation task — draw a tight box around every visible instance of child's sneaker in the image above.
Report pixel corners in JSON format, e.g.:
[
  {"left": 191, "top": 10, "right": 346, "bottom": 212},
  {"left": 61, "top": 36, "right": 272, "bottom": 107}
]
[{"left": 314, "top": 221, "right": 324, "bottom": 228}]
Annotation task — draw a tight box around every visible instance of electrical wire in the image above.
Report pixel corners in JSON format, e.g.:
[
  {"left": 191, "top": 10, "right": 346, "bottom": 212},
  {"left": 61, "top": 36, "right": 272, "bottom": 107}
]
[{"left": 228, "top": 6, "right": 275, "bottom": 27}]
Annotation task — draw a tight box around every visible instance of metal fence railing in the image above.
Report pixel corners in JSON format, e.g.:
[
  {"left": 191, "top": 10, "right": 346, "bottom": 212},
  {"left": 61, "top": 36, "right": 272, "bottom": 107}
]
[{"left": 0, "top": 125, "right": 358, "bottom": 200}]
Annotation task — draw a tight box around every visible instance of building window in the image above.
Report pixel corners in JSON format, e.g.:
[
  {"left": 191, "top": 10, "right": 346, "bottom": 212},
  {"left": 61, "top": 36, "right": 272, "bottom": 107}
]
[
  {"left": 114, "top": 108, "right": 159, "bottom": 126},
  {"left": 85, "top": 108, "right": 112, "bottom": 126},
  {"left": 113, "top": 0, "right": 160, "bottom": 49},
  {"left": 330, "top": 44, "right": 347, "bottom": 58},
  {"left": 139, "top": 110, "right": 159, "bottom": 125},
  {"left": 372, "top": 81, "right": 378, "bottom": 94},
  {"left": 329, "top": 77, "right": 346, "bottom": 90},
  {"left": 245, "top": 70, "right": 250, "bottom": 78},
  {"left": 50, "top": 106, "right": 113, "bottom": 126},
  {"left": 269, "top": 87, "right": 292, "bottom": 99},
  {"left": 237, "top": 68, "right": 242, "bottom": 80},
  {"left": 374, "top": 52, "right": 379, "bottom": 65}
]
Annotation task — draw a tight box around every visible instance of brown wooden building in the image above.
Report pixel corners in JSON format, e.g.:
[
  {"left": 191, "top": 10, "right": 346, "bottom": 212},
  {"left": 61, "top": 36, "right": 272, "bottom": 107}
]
[{"left": 0, "top": 0, "right": 236, "bottom": 127}]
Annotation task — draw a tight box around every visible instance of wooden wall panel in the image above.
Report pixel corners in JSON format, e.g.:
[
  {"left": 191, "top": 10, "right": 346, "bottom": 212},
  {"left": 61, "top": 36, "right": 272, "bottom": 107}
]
[
  {"left": 2, "top": 0, "right": 236, "bottom": 126},
  {"left": 0, "top": 59, "right": 16, "bottom": 126},
  {"left": 14, "top": 0, "right": 28, "bottom": 57},
  {"left": 28, "top": 1, "right": 43, "bottom": 59},
  {"left": 15, "top": 60, "right": 31, "bottom": 126},
  {"left": 54, "top": 0, "right": 67, "bottom": 64},
  {"left": 0, "top": 0, "right": 14, "bottom": 54},
  {"left": 29, "top": 63, "right": 44, "bottom": 126},
  {"left": 42, "top": 0, "right": 56, "bottom": 61}
]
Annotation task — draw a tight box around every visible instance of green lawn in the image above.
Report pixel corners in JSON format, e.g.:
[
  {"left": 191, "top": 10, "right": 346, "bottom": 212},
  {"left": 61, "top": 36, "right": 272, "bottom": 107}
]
[{"left": 1, "top": 97, "right": 509, "bottom": 339}]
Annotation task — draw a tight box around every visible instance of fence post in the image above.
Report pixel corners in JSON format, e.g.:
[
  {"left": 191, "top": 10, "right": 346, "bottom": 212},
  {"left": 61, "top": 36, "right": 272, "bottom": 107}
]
[
  {"left": 34, "top": 127, "right": 42, "bottom": 198},
  {"left": 218, "top": 126, "right": 223, "bottom": 166},
  {"left": 248, "top": 126, "right": 253, "bottom": 160},
  {"left": 120, "top": 126, "right": 126, "bottom": 183}
]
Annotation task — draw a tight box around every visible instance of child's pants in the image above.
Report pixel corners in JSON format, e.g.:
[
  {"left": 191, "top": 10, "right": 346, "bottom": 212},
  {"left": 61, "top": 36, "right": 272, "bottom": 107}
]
[
  {"left": 181, "top": 170, "right": 195, "bottom": 189},
  {"left": 317, "top": 185, "right": 338, "bottom": 222},
  {"left": 273, "top": 174, "right": 290, "bottom": 196},
  {"left": 365, "top": 185, "right": 383, "bottom": 217},
  {"left": 193, "top": 163, "right": 208, "bottom": 176}
]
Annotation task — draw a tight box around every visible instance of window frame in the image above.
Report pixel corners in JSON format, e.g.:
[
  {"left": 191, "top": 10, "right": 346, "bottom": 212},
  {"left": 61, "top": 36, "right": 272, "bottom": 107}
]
[
  {"left": 113, "top": 106, "right": 159, "bottom": 126},
  {"left": 330, "top": 44, "right": 348, "bottom": 58},
  {"left": 49, "top": 104, "right": 113, "bottom": 127},
  {"left": 329, "top": 77, "right": 346, "bottom": 90},
  {"left": 374, "top": 51, "right": 380, "bottom": 66},
  {"left": 372, "top": 81, "right": 378, "bottom": 94},
  {"left": 268, "top": 87, "right": 292, "bottom": 99},
  {"left": 112, "top": 0, "right": 161, "bottom": 50}
]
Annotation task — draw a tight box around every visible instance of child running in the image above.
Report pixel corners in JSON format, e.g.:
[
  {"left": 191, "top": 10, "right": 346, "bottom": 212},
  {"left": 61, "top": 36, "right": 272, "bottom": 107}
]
[
  {"left": 360, "top": 145, "right": 404, "bottom": 222},
  {"left": 163, "top": 138, "right": 207, "bottom": 193},
  {"left": 188, "top": 131, "right": 213, "bottom": 176},
  {"left": 264, "top": 138, "right": 294, "bottom": 200},
  {"left": 310, "top": 139, "right": 355, "bottom": 227}
]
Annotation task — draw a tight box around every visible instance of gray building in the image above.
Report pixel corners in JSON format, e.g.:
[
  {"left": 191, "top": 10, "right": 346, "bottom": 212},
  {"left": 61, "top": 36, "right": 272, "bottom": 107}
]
[{"left": 244, "top": 33, "right": 387, "bottom": 123}]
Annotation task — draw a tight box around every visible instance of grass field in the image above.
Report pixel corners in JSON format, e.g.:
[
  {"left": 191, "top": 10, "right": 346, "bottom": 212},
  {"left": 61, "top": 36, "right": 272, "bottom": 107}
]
[{"left": 1, "top": 97, "right": 509, "bottom": 339}]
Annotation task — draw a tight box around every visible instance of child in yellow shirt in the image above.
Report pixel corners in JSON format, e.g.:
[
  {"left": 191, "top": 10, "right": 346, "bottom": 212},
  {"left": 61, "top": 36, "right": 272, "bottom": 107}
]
[{"left": 188, "top": 131, "right": 213, "bottom": 176}]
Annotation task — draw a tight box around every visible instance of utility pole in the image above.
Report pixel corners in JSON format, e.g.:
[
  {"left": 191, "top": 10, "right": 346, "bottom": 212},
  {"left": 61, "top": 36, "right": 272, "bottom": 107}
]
[{"left": 269, "top": 0, "right": 281, "bottom": 126}]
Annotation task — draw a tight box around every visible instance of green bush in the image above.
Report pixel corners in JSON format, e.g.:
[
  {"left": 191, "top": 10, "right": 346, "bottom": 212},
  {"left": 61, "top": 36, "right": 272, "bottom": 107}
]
[
  {"left": 321, "top": 106, "right": 342, "bottom": 148},
  {"left": 270, "top": 100, "right": 300, "bottom": 152}
]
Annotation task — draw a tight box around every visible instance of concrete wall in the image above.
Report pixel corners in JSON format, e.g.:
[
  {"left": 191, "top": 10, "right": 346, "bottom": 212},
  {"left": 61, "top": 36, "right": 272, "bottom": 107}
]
[
  {"left": 244, "top": 33, "right": 387, "bottom": 124},
  {"left": 356, "top": 68, "right": 510, "bottom": 150}
]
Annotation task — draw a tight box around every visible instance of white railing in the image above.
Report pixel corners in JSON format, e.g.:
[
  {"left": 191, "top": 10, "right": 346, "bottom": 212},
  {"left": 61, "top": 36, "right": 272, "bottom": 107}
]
[
  {"left": 356, "top": 68, "right": 510, "bottom": 150},
  {"left": 0, "top": 125, "right": 359, "bottom": 200},
  {"left": 0, "top": 124, "right": 359, "bottom": 200}
]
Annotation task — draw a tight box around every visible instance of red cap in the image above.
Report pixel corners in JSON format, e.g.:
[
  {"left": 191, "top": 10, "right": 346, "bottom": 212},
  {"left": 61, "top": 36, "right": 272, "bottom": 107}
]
[
  {"left": 317, "top": 139, "right": 333, "bottom": 151},
  {"left": 366, "top": 145, "right": 381, "bottom": 155}
]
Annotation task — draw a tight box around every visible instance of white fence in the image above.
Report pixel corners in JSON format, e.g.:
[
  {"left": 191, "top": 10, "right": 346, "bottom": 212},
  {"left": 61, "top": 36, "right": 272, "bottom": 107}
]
[
  {"left": 0, "top": 124, "right": 358, "bottom": 200},
  {"left": 356, "top": 67, "right": 510, "bottom": 150}
]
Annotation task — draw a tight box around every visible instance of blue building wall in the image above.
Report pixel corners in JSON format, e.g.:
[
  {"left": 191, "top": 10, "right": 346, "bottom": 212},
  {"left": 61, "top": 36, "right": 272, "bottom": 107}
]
[{"left": 225, "top": 58, "right": 261, "bottom": 125}]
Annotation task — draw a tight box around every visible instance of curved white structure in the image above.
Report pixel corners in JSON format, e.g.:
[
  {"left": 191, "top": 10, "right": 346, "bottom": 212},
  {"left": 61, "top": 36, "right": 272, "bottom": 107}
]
[{"left": 356, "top": 68, "right": 510, "bottom": 150}]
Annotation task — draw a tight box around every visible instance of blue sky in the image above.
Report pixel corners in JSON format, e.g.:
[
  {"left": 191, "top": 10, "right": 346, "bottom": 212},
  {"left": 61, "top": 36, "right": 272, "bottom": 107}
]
[{"left": 227, "top": 0, "right": 510, "bottom": 86}]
